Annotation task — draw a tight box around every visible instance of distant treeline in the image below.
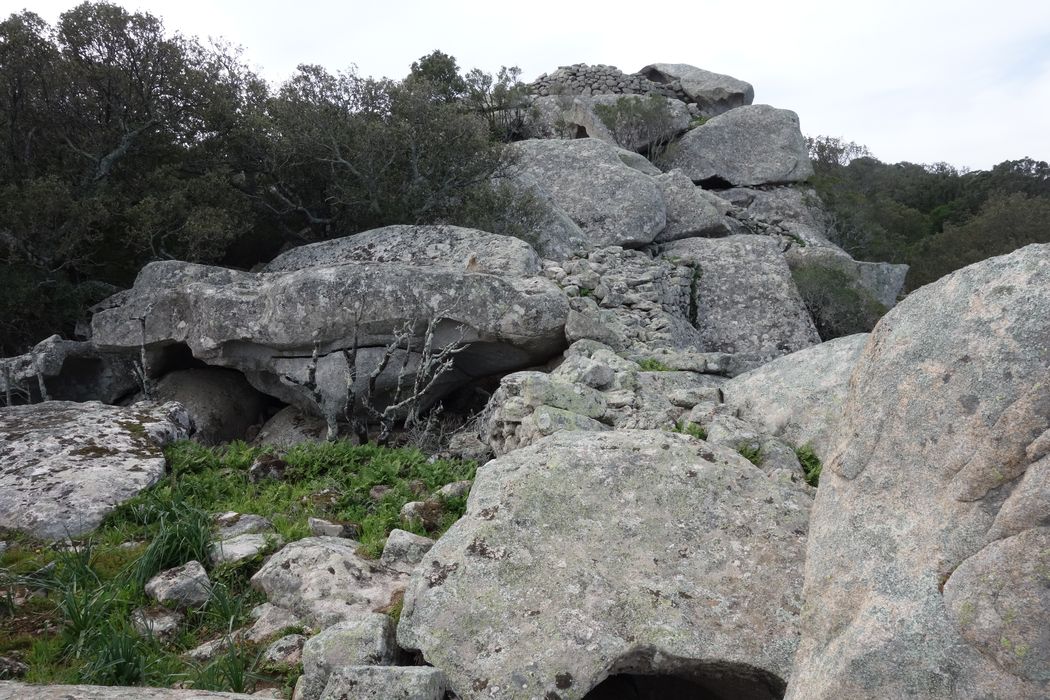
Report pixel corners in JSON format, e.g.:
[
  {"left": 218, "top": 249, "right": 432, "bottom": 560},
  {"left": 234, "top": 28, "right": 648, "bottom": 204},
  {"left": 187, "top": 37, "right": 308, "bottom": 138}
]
[
  {"left": 807, "top": 137, "right": 1050, "bottom": 290},
  {"left": 0, "top": 3, "right": 535, "bottom": 353}
]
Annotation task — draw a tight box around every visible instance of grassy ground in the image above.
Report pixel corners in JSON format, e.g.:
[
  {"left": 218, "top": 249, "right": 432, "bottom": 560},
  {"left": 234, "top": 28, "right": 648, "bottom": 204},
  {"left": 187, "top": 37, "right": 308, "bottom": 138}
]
[{"left": 0, "top": 439, "right": 476, "bottom": 694}]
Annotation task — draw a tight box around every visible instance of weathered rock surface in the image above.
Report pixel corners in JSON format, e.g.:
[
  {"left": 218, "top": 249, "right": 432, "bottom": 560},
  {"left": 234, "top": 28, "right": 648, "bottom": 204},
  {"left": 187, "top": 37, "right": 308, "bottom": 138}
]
[
  {"left": 152, "top": 368, "right": 268, "bottom": 445},
  {"left": 0, "top": 683, "right": 257, "bottom": 699},
  {"left": 145, "top": 561, "right": 212, "bottom": 609},
  {"left": 399, "top": 430, "right": 812, "bottom": 699},
  {"left": 299, "top": 614, "right": 397, "bottom": 700},
  {"left": 209, "top": 533, "right": 282, "bottom": 566},
  {"left": 0, "top": 335, "right": 137, "bottom": 405},
  {"left": 662, "top": 105, "right": 813, "bottom": 186},
  {"left": 90, "top": 250, "right": 568, "bottom": 424},
  {"left": 379, "top": 529, "right": 435, "bottom": 574},
  {"left": 245, "top": 603, "right": 305, "bottom": 644},
  {"left": 788, "top": 244, "right": 1050, "bottom": 699},
  {"left": 264, "top": 224, "right": 541, "bottom": 277},
  {"left": 261, "top": 633, "right": 306, "bottom": 669},
  {"left": 0, "top": 400, "right": 191, "bottom": 539},
  {"left": 652, "top": 170, "right": 732, "bottom": 243},
  {"left": 639, "top": 63, "right": 755, "bottom": 116},
  {"left": 319, "top": 666, "right": 447, "bottom": 700},
  {"left": 659, "top": 235, "right": 820, "bottom": 361},
  {"left": 508, "top": 139, "right": 666, "bottom": 252},
  {"left": 722, "top": 333, "right": 868, "bottom": 458},
  {"left": 250, "top": 537, "right": 408, "bottom": 627},
  {"left": 543, "top": 247, "right": 701, "bottom": 355}
]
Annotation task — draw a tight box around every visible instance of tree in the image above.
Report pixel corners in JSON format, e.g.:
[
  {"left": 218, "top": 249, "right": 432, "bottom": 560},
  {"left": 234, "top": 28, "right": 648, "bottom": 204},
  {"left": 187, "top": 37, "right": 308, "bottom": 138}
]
[{"left": 0, "top": 3, "right": 260, "bottom": 352}]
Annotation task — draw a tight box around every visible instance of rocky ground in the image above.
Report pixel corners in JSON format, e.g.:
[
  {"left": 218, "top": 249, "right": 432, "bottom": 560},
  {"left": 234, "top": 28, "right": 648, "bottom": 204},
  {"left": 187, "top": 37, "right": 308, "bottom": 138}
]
[{"left": 1, "top": 62, "right": 1046, "bottom": 700}]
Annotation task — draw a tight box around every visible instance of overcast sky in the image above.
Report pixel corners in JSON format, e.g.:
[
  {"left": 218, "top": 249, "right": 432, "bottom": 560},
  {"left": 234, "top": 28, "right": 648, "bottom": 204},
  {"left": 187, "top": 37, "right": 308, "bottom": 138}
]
[{"left": 17, "top": 0, "right": 1050, "bottom": 170}]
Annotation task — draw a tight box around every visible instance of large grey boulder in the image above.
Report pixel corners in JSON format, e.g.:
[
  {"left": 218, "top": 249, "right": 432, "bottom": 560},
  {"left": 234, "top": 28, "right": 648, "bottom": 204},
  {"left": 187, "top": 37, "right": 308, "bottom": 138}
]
[
  {"left": 662, "top": 105, "right": 813, "bottom": 186},
  {"left": 144, "top": 561, "right": 212, "bottom": 609},
  {"left": 788, "top": 244, "right": 1050, "bottom": 699},
  {"left": 91, "top": 244, "right": 568, "bottom": 428},
  {"left": 508, "top": 139, "right": 666, "bottom": 252},
  {"left": 250, "top": 537, "right": 408, "bottom": 628},
  {"left": 264, "top": 224, "right": 541, "bottom": 277},
  {"left": 722, "top": 333, "right": 869, "bottom": 459},
  {"left": 152, "top": 368, "right": 268, "bottom": 444},
  {"left": 0, "top": 400, "right": 191, "bottom": 539},
  {"left": 0, "top": 683, "right": 257, "bottom": 699},
  {"left": 652, "top": 169, "right": 732, "bottom": 243},
  {"left": 0, "top": 335, "right": 137, "bottom": 405},
  {"left": 639, "top": 63, "right": 755, "bottom": 116},
  {"left": 398, "top": 430, "right": 812, "bottom": 699},
  {"left": 659, "top": 235, "right": 820, "bottom": 361}
]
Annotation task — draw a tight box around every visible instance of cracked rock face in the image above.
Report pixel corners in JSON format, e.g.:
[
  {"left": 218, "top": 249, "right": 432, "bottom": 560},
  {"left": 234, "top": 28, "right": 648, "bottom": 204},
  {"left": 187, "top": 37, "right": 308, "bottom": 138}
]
[
  {"left": 0, "top": 400, "right": 191, "bottom": 539},
  {"left": 90, "top": 227, "right": 569, "bottom": 421},
  {"left": 398, "top": 429, "right": 812, "bottom": 700},
  {"left": 658, "top": 235, "right": 820, "bottom": 362},
  {"left": 788, "top": 244, "right": 1050, "bottom": 699}
]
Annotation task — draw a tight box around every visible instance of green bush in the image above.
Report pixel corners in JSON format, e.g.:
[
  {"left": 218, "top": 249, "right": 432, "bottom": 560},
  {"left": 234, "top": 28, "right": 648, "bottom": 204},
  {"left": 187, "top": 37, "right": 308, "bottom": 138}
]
[
  {"left": 791, "top": 261, "right": 888, "bottom": 340},
  {"left": 592, "top": 94, "right": 680, "bottom": 160},
  {"left": 795, "top": 444, "right": 823, "bottom": 487}
]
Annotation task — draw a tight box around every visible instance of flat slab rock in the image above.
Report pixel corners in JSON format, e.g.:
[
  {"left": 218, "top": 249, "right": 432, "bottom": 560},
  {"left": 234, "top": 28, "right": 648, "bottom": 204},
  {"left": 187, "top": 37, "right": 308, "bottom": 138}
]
[
  {"left": 398, "top": 429, "right": 812, "bottom": 700},
  {"left": 0, "top": 682, "right": 257, "bottom": 699},
  {"left": 0, "top": 400, "right": 191, "bottom": 539}
]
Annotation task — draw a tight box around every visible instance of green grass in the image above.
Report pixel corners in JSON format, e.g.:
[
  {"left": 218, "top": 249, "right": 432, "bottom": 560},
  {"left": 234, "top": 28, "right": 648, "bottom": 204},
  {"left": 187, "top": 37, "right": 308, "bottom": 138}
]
[
  {"left": 736, "top": 443, "right": 764, "bottom": 466},
  {"left": 637, "top": 358, "right": 673, "bottom": 372},
  {"left": 0, "top": 439, "right": 477, "bottom": 693},
  {"left": 672, "top": 421, "right": 707, "bottom": 441},
  {"left": 795, "top": 444, "right": 823, "bottom": 487}
]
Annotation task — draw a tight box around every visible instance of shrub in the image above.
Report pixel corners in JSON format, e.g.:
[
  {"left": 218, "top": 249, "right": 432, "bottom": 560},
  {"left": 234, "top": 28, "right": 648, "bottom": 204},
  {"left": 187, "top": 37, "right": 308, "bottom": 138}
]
[
  {"left": 637, "top": 358, "right": 673, "bottom": 372},
  {"left": 672, "top": 421, "right": 707, "bottom": 441},
  {"left": 795, "top": 444, "right": 823, "bottom": 487},
  {"left": 791, "top": 261, "right": 888, "bottom": 340},
  {"left": 737, "top": 443, "right": 763, "bottom": 466},
  {"left": 592, "top": 94, "right": 680, "bottom": 160}
]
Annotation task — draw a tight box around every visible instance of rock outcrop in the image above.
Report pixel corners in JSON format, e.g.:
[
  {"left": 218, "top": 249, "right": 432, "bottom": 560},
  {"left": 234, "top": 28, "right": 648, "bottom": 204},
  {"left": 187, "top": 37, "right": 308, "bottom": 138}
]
[
  {"left": 639, "top": 63, "right": 755, "bottom": 116},
  {"left": 152, "top": 368, "right": 269, "bottom": 444},
  {"left": 90, "top": 227, "right": 569, "bottom": 426},
  {"left": 0, "top": 683, "right": 256, "bottom": 699},
  {"left": 508, "top": 139, "right": 667, "bottom": 253},
  {"left": 658, "top": 235, "right": 821, "bottom": 362},
  {"left": 788, "top": 244, "right": 1050, "bottom": 699},
  {"left": 0, "top": 335, "right": 137, "bottom": 405},
  {"left": 662, "top": 105, "right": 813, "bottom": 187},
  {"left": 399, "top": 430, "right": 812, "bottom": 700},
  {"left": 527, "top": 94, "right": 691, "bottom": 153},
  {"left": 722, "top": 333, "right": 868, "bottom": 458},
  {"left": 0, "top": 400, "right": 191, "bottom": 539}
]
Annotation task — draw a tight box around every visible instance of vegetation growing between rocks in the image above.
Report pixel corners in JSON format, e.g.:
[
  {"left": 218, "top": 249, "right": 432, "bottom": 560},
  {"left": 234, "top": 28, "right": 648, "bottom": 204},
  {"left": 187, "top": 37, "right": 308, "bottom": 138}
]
[
  {"left": 790, "top": 261, "right": 888, "bottom": 339},
  {"left": 592, "top": 94, "right": 679, "bottom": 160},
  {"left": 795, "top": 444, "right": 822, "bottom": 487},
  {"left": 0, "top": 440, "right": 476, "bottom": 692}
]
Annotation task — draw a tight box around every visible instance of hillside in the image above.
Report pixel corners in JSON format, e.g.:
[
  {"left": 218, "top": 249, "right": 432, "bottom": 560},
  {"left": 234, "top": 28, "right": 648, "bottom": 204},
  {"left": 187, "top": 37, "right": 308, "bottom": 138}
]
[{"left": 2, "top": 5, "right": 1049, "bottom": 700}]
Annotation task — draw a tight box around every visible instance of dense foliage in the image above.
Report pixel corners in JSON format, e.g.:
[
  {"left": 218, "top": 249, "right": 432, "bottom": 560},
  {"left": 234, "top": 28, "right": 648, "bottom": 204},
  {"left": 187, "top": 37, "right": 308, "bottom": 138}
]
[
  {"left": 807, "top": 136, "right": 1050, "bottom": 290},
  {"left": 0, "top": 3, "right": 535, "bottom": 354}
]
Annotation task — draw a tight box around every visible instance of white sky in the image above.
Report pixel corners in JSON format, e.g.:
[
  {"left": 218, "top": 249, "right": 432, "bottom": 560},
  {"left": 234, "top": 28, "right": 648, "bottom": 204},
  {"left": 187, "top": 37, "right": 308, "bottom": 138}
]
[{"left": 13, "top": 0, "right": 1050, "bottom": 170}]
